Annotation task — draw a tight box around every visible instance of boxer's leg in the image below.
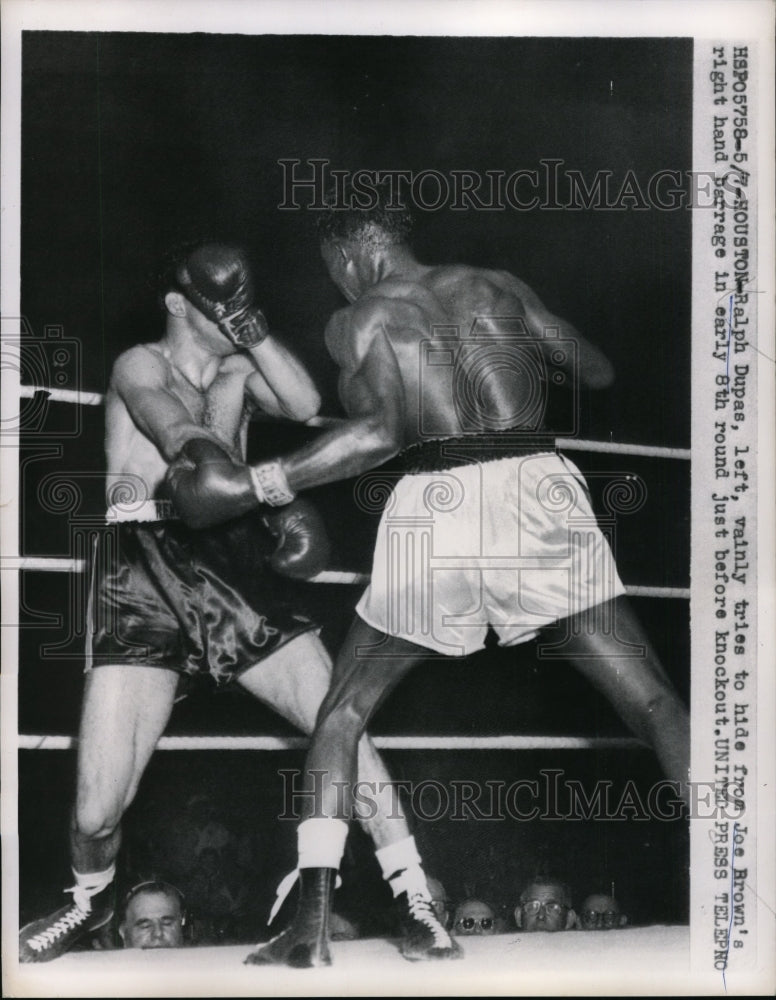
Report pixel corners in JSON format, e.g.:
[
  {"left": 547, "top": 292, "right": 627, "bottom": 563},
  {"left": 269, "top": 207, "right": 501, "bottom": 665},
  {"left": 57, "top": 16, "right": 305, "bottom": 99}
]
[
  {"left": 238, "top": 631, "right": 408, "bottom": 846},
  {"left": 20, "top": 665, "right": 178, "bottom": 962},
  {"left": 245, "top": 621, "right": 460, "bottom": 967},
  {"left": 558, "top": 596, "right": 690, "bottom": 803},
  {"left": 72, "top": 665, "right": 179, "bottom": 868}
]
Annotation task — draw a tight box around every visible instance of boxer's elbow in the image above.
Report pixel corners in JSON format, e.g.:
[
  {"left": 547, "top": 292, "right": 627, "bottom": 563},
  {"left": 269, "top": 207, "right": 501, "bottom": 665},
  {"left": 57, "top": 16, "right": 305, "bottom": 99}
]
[
  {"left": 285, "top": 386, "right": 322, "bottom": 424},
  {"left": 355, "top": 416, "right": 401, "bottom": 467}
]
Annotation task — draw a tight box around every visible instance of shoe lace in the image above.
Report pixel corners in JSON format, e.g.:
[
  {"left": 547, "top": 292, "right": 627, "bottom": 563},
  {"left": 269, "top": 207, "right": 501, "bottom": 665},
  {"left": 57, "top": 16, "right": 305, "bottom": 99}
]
[
  {"left": 406, "top": 893, "right": 452, "bottom": 949},
  {"left": 26, "top": 897, "right": 90, "bottom": 952}
]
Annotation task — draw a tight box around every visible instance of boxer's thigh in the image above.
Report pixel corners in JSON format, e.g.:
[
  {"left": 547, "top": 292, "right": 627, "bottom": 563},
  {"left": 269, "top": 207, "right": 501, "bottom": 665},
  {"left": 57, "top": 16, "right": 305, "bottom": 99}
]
[
  {"left": 75, "top": 664, "right": 179, "bottom": 827},
  {"left": 237, "top": 631, "right": 333, "bottom": 735}
]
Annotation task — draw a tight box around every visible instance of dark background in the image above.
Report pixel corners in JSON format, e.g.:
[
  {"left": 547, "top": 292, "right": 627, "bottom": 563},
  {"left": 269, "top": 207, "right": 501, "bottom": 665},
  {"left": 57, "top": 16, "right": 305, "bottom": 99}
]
[{"left": 18, "top": 33, "right": 692, "bottom": 937}]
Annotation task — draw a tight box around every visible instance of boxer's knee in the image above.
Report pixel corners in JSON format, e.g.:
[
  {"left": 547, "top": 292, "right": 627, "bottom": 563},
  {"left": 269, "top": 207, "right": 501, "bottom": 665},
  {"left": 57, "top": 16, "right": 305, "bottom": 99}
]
[
  {"left": 73, "top": 764, "right": 140, "bottom": 841},
  {"left": 316, "top": 698, "right": 369, "bottom": 743},
  {"left": 72, "top": 791, "right": 123, "bottom": 842},
  {"left": 630, "top": 684, "right": 687, "bottom": 744}
]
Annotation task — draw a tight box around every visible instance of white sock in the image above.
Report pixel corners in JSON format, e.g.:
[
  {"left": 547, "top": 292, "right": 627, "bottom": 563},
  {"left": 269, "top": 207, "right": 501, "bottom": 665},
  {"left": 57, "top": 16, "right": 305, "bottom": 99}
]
[
  {"left": 297, "top": 818, "right": 349, "bottom": 870},
  {"left": 69, "top": 863, "right": 115, "bottom": 911},
  {"left": 375, "top": 836, "right": 431, "bottom": 899},
  {"left": 375, "top": 835, "right": 422, "bottom": 881},
  {"left": 267, "top": 821, "right": 349, "bottom": 925},
  {"left": 389, "top": 865, "right": 432, "bottom": 900}
]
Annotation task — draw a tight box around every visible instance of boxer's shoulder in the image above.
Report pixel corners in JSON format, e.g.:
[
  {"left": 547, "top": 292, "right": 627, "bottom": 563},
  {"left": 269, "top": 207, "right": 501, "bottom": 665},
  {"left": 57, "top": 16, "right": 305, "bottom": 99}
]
[
  {"left": 325, "top": 295, "right": 413, "bottom": 368},
  {"left": 109, "top": 342, "right": 172, "bottom": 391},
  {"left": 217, "top": 351, "right": 256, "bottom": 377}
]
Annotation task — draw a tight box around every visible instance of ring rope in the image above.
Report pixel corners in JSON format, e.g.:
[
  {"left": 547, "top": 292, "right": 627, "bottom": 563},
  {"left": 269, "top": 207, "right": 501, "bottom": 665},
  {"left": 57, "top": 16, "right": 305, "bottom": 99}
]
[
  {"left": 19, "top": 384, "right": 690, "bottom": 461},
  {"left": 17, "top": 734, "right": 646, "bottom": 752},
  {"left": 8, "top": 556, "right": 689, "bottom": 599},
  {"left": 14, "top": 388, "right": 685, "bottom": 758},
  {"left": 19, "top": 385, "right": 104, "bottom": 407}
]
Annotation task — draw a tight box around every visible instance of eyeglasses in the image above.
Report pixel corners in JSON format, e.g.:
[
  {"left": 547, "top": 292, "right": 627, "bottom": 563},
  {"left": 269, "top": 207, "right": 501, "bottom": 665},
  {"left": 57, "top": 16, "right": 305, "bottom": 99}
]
[
  {"left": 456, "top": 917, "right": 494, "bottom": 931},
  {"left": 582, "top": 909, "right": 619, "bottom": 926},
  {"left": 521, "top": 899, "right": 567, "bottom": 917}
]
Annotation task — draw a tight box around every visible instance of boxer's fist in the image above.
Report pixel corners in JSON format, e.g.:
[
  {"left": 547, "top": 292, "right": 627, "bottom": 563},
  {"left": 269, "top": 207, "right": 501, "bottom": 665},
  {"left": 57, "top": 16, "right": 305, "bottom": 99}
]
[
  {"left": 263, "top": 498, "right": 331, "bottom": 580},
  {"left": 176, "top": 243, "right": 269, "bottom": 349},
  {"left": 166, "top": 437, "right": 258, "bottom": 529}
]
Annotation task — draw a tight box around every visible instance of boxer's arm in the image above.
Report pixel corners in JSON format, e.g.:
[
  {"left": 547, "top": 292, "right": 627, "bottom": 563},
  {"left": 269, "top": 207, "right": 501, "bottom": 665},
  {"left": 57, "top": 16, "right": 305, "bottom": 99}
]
[
  {"left": 492, "top": 271, "right": 614, "bottom": 389},
  {"left": 244, "top": 340, "right": 321, "bottom": 422},
  {"left": 175, "top": 243, "right": 321, "bottom": 421},
  {"left": 110, "top": 346, "right": 221, "bottom": 461},
  {"left": 270, "top": 303, "right": 404, "bottom": 492}
]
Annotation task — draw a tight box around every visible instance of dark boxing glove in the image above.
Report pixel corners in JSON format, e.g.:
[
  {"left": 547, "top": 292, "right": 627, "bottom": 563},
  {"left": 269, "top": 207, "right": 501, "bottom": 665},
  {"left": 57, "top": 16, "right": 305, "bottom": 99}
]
[
  {"left": 175, "top": 243, "right": 270, "bottom": 349},
  {"left": 262, "top": 498, "right": 332, "bottom": 580},
  {"left": 166, "top": 438, "right": 258, "bottom": 529}
]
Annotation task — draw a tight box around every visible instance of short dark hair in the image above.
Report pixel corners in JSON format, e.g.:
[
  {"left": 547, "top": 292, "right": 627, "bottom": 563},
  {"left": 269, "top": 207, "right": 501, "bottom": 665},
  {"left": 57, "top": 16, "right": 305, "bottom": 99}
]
[
  {"left": 315, "top": 179, "right": 413, "bottom": 249},
  {"left": 123, "top": 879, "right": 185, "bottom": 917},
  {"left": 520, "top": 876, "right": 572, "bottom": 908}
]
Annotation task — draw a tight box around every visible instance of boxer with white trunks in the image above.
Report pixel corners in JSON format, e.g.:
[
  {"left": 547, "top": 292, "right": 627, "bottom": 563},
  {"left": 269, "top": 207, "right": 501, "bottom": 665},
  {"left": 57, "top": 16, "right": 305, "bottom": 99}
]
[
  {"left": 230, "top": 185, "right": 688, "bottom": 967},
  {"left": 19, "top": 241, "right": 454, "bottom": 965}
]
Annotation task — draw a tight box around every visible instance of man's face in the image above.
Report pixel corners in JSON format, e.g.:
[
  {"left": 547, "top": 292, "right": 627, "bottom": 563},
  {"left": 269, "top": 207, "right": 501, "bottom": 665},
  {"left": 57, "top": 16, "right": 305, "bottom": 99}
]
[
  {"left": 452, "top": 899, "right": 496, "bottom": 936},
  {"left": 164, "top": 292, "right": 235, "bottom": 357},
  {"left": 320, "top": 241, "right": 361, "bottom": 302},
  {"left": 120, "top": 891, "right": 184, "bottom": 949},
  {"left": 516, "top": 881, "right": 573, "bottom": 933},
  {"left": 580, "top": 893, "right": 625, "bottom": 931}
]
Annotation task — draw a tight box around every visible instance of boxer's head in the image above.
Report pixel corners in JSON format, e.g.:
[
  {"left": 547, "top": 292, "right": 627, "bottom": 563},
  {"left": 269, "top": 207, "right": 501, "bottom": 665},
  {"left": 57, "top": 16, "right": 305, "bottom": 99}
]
[
  {"left": 579, "top": 893, "right": 627, "bottom": 930},
  {"left": 515, "top": 877, "right": 575, "bottom": 932},
  {"left": 452, "top": 899, "right": 497, "bottom": 936},
  {"left": 154, "top": 239, "right": 249, "bottom": 352},
  {"left": 119, "top": 880, "right": 186, "bottom": 949},
  {"left": 316, "top": 180, "right": 414, "bottom": 300}
]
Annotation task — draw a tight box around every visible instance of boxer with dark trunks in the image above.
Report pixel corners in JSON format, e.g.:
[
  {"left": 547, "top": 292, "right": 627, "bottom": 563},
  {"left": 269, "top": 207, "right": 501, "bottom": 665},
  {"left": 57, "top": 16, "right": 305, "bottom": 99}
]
[{"left": 19, "top": 241, "right": 456, "bottom": 964}]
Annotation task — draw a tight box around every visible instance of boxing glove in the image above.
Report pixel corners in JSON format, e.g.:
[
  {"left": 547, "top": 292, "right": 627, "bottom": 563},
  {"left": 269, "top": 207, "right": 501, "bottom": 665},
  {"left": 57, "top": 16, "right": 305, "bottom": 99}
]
[
  {"left": 176, "top": 243, "right": 270, "bottom": 349},
  {"left": 166, "top": 438, "right": 258, "bottom": 529},
  {"left": 263, "top": 498, "right": 332, "bottom": 580}
]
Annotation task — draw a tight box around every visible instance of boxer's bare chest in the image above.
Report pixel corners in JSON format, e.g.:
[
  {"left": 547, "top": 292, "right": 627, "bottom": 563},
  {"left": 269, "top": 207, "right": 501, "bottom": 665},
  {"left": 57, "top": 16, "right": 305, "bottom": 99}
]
[{"left": 160, "top": 350, "right": 252, "bottom": 446}]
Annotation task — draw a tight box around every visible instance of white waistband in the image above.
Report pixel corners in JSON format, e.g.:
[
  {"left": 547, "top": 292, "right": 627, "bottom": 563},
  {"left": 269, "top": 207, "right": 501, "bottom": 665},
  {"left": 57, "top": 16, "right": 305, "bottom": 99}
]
[{"left": 105, "top": 500, "right": 177, "bottom": 523}]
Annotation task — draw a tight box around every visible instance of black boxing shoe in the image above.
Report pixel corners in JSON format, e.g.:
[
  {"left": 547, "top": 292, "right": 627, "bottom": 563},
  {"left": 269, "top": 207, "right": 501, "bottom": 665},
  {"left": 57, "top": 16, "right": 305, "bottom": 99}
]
[
  {"left": 244, "top": 867, "right": 335, "bottom": 969},
  {"left": 396, "top": 891, "right": 463, "bottom": 961},
  {"left": 19, "top": 885, "right": 114, "bottom": 963}
]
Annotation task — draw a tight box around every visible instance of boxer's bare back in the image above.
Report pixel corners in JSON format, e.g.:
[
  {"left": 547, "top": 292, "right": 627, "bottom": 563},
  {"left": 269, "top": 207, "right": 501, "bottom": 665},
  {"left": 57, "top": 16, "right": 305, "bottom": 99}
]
[{"left": 330, "top": 261, "right": 615, "bottom": 447}]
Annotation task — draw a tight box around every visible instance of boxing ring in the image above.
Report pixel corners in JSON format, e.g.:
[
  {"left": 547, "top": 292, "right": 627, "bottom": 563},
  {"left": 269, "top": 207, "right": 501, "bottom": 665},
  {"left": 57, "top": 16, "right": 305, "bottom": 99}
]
[
  {"left": 14, "top": 382, "right": 690, "bottom": 754},
  {"left": 15, "top": 926, "right": 694, "bottom": 997},
  {"left": 9, "top": 382, "right": 692, "bottom": 991}
]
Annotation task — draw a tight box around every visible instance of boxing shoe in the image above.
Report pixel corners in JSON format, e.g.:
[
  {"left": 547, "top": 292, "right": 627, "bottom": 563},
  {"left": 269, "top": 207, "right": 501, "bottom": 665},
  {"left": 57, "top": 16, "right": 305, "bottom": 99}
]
[
  {"left": 19, "top": 885, "right": 114, "bottom": 963},
  {"left": 396, "top": 890, "right": 463, "bottom": 961},
  {"left": 244, "top": 867, "right": 335, "bottom": 969}
]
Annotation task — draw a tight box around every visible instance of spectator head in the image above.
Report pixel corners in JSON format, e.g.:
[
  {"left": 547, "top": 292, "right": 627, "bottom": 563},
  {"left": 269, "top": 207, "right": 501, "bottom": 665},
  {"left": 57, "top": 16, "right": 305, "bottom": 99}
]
[
  {"left": 579, "top": 892, "right": 627, "bottom": 930},
  {"left": 515, "top": 877, "right": 576, "bottom": 933},
  {"left": 330, "top": 911, "right": 360, "bottom": 941},
  {"left": 452, "top": 899, "right": 497, "bottom": 936},
  {"left": 119, "top": 880, "right": 186, "bottom": 949}
]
